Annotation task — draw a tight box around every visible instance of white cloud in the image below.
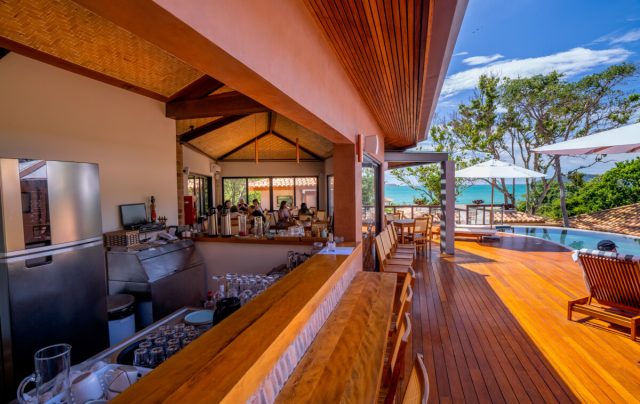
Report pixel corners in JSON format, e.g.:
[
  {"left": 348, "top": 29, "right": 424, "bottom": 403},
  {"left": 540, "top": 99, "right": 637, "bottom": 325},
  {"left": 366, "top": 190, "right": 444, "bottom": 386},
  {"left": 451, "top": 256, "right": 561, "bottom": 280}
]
[
  {"left": 441, "top": 47, "right": 632, "bottom": 97},
  {"left": 610, "top": 28, "right": 640, "bottom": 44},
  {"left": 462, "top": 53, "right": 504, "bottom": 66},
  {"left": 453, "top": 51, "right": 469, "bottom": 57}
]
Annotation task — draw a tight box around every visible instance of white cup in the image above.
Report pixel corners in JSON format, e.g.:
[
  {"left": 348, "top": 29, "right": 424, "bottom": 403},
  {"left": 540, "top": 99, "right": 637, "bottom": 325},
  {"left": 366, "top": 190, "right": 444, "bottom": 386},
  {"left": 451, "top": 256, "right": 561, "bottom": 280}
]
[{"left": 71, "top": 372, "right": 103, "bottom": 404}]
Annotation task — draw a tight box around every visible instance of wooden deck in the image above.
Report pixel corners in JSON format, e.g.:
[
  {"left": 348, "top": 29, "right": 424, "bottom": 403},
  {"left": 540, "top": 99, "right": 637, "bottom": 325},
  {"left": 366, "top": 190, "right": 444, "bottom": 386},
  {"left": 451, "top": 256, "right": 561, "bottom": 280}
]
[{"left": 406, "top": 235, "right": 640, "bottom": 403}]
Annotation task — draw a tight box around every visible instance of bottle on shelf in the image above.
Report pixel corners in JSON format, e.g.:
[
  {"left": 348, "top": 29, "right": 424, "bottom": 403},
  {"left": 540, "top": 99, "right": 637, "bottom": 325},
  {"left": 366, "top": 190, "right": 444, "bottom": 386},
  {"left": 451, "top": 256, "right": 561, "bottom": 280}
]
[
  {"left": 204, "top": 290, "right": 216, "bottom": 311},
  {"left": 326, "top": 233, "right": 336, "bottom": 252}
]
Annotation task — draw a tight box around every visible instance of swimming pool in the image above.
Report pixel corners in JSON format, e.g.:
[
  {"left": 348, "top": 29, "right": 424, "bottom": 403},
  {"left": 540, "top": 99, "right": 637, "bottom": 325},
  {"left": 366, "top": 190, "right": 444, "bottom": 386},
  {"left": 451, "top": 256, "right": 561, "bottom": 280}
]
[{"left": 510, "top": 226, "right": 640, "bottom": 255}]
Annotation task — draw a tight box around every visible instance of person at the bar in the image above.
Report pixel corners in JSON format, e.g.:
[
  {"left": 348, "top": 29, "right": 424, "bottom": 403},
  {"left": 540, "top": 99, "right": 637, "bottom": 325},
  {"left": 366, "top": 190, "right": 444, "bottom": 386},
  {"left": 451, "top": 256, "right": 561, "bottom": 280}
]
[
  {"left": 237, "top": 198, "right": 248, "bottom": 212},
  {"left": 298, "top": 202, "right": 311, "bottom": 216},
  {"left": 278, "top": 200, "right": 291, "bottom": 222}
]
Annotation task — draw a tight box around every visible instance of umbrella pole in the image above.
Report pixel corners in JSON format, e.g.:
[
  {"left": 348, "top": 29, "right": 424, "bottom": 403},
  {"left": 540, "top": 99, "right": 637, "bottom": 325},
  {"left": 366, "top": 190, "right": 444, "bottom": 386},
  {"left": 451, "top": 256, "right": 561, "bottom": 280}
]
[{"left": 490, "top": 178, "right": 495, "bottom": 229}]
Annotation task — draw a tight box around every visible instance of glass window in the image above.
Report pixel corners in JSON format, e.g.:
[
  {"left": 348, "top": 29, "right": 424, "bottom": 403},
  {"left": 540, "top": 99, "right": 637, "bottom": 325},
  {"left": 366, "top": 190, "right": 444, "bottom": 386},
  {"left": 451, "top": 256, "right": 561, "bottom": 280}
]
[
  {"left": 272, "top": 177, "right": 294, "bottom": 209},
  {"left": 327, "top": 175, "right": 334, "bottom": 217},
  {"left": 362, "top": 157, "right": 380, "bottom": 233},
  {"left": 295, "top": 177, "right": 318, "bottom": 209},
  {"left": 248, "top": 178, "right": 271, "bottom": 210},
  {"left": 188, "top": 175, "right": 212, "bottom": 218},
  {"left": 222, "top": 178, "right": 247, "bottom": 207}
]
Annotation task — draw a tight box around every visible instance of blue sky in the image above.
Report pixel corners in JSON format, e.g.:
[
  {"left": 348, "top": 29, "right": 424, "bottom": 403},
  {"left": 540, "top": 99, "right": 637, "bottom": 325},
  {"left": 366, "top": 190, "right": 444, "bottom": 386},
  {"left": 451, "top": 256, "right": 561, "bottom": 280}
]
[{"left": 423, "top": 0, "right": 640, "bottom": 174}]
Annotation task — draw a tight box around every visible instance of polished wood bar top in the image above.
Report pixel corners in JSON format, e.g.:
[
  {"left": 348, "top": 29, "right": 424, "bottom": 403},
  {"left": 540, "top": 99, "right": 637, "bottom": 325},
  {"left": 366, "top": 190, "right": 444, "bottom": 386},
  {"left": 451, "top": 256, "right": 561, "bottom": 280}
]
[
  {"left": 113, "top": 243, "right": 361, "bottom": 404},
  {"left": 193, "top": 234, "right": 328, "bottom": 245},
  {"left": 276, "top": 271, "right": 397, "bottom": 403}
]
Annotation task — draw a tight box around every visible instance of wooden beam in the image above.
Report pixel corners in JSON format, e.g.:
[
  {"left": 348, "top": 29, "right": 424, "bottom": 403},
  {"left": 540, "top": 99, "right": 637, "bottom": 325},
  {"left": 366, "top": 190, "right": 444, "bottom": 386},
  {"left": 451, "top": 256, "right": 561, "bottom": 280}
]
[
  {"left": 179, "top": 115, "right": 248, "bottom": 143},
  {"left": 181, "top": 140, "right": 218, "bottom": 162},
  {"left": 166, "top": 91, "right": 268, "bottom": 119},
  {"left": 271, "top": 130, "right": 323, "bottom": 160},
  {"left": 167, "top": 75, "right": 224, "bottom": 102},
  {"left": 0, "top": 48, "right": 9, "bottom": 60},
  {"left": 0, "top": 37, "right": 167, "bottom": 102},
  {"left": 218, "top": 131, "right": 270, "bottom": 160},
  {"left": 269, "top": 111, "right": 276, "bottom": 133}
]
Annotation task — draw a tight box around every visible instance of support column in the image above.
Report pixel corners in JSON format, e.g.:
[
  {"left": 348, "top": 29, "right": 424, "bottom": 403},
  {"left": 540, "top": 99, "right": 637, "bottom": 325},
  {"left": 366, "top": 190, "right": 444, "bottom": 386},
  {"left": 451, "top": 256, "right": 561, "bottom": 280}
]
[
  {"left": 439, "top": 160, "right": 455, "bottom": 255},
  {"left": 176, "top": 138, "right": 185, "bottom": 225},
  {"left": 333, "top": 144, "right": 362, "bottom": 242}
]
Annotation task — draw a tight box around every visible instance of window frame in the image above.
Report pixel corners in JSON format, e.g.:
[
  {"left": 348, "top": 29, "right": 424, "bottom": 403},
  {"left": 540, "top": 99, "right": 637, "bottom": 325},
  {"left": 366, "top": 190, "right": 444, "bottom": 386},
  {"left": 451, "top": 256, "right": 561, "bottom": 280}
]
[{"left": 221, "top": 175, "right": 320, "bottom": 211}]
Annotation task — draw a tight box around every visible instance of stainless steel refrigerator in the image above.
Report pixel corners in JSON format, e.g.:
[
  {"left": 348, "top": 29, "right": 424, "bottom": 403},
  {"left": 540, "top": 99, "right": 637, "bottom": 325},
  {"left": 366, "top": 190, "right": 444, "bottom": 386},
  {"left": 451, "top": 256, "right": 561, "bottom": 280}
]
[{"left": 0, "top": 158, "right": 108, "bottom": 400}]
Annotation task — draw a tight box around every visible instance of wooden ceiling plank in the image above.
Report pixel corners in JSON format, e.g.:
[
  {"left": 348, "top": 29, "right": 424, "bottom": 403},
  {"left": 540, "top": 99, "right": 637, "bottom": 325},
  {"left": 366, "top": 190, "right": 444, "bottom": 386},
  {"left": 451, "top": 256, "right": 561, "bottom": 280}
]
[
  {"left": 166, "top": 91, "right": 268, "bottom": 119},
  {"left": 181, "top": 140, "right": 218, "bottom": 161},
  {"left": 343, "top": 0, "right": 397, "bottom": 133},
  {"left": 168, "top": 75, "right": 225, "bottom": 102},
  {"left": 179, "top": 115, "right": 249, "bottom": 143},
  {"left": 218, "top": 130, "right": 271, "bottom": 161},
  {"left": 309, "top": 0, "right": 389, "bottom": 132},
  {"left": 330, "top": 0, "right": 394, "bottom": 133},
  {"left": 0, "top": 36, "right": 168, "bottom": 102}
]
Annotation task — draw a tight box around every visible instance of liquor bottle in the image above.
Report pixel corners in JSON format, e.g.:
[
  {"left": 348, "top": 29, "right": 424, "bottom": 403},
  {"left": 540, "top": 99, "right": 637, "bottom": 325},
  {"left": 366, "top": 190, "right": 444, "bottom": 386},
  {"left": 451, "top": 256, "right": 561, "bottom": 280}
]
[{"left": 204, "top": 290, "right": 216, "bottom": 311}]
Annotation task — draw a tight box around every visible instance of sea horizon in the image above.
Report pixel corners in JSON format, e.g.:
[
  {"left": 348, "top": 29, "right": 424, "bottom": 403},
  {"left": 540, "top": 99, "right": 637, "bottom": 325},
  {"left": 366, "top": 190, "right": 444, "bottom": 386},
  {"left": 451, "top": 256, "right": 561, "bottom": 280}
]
[{"left": 384, "top": 183, "right": 528, "bottom": 205}]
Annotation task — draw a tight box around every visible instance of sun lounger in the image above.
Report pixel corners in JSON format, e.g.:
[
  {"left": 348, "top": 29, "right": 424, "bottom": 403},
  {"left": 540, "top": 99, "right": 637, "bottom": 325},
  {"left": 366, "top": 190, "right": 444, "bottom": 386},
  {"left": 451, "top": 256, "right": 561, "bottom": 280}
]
[
  {"left": 433, "top": 225, "right": 497, "bottom": 241},
  {"left": 568, "top": 249, "right": 640, "bottom": 340}
]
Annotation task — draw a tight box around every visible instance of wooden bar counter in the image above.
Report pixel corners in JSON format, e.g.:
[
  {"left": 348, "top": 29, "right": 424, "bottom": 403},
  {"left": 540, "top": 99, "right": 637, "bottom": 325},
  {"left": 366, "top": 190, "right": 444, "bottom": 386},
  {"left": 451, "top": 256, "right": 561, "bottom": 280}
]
[
  {"left": 113, "top": 243, "right": 362, "bottom": 403},
  {"left": 276, "top": 271, "right": 396, "bottom": 403}
]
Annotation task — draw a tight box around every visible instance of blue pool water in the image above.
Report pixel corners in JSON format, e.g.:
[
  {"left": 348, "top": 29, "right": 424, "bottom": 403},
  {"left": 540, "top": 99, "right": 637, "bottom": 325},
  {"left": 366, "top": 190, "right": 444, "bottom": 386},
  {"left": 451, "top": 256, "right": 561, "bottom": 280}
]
[{"left": 511, "top": 226, "right": 640, "bottom": 255}]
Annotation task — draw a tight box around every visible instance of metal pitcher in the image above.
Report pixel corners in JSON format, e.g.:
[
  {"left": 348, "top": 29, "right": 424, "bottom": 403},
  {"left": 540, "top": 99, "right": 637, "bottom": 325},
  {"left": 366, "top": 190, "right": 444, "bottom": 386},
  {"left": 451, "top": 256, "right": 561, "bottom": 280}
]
[
  {"left": 17, "top": 344, "right": 72, "bottom": 404},
  {"left": 220, "top": 212, "right": 232, "bottom": 236}
]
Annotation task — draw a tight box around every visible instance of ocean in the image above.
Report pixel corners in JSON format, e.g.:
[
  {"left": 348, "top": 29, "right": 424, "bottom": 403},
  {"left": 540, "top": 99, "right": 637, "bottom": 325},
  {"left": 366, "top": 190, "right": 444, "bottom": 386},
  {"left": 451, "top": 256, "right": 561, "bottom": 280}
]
[{"left": 385, "top": 183, "right": 528, "bottom": 205}]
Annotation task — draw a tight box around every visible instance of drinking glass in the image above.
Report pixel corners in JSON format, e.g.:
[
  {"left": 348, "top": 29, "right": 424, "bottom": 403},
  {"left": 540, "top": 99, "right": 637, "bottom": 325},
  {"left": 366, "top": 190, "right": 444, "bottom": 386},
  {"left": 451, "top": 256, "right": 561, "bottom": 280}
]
[
  {"left": 139, "top": 341, "right": 152, "bottom": 352},
  {"left": 149, "top": 347, "right": 166, "bottom": 368},
  {"left": 17, "top": 343, "right": 72, "bottom": 404},
  {"left": 133, "top": 348, "right": 148, "bottom": 367},
  {"left": 181, "top": 338, "right": 192, "bottom": 348},
  {"left": 154, "top": 337, "right": 167, "bottom": 350},
  {"left": 166, "top": 344, "right": 180, "bottom": 358}
]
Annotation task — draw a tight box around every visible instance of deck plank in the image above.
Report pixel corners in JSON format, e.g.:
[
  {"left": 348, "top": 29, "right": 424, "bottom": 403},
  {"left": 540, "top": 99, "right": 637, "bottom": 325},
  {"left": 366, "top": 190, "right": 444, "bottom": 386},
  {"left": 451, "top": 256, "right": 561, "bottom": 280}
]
[{"left": 406, "top": 235, "right": 640, "bottom": 403}]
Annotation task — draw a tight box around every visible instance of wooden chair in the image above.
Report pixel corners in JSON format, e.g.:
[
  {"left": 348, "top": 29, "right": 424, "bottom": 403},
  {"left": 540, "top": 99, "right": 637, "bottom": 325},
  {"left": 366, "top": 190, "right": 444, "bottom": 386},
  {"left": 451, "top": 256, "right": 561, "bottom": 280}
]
[
  {"left": 387, "top": 224, "right": 416, "bottom": 254},
  {"left": 375, "top": 235, "right": 415, "bottom": 278},
  {"left": 391, "top": 282, "right": 413, "bottom": 335},
  {"left": 380, "top": 312, "right": 412, "bottom": 404},
  {"left": 298, "top": 213, "right": 312, "bottom": 222},
  {"left": 408, "top": 215, "right": 433, "bottom": 256},
  {"left": 568, "top": 249, "right": 640, "bottom": 340},
  {"left": 401, "top": 353, "right": 429, "bottom": 404},
  {"left": 379, "top": 231, "right": 414, "bottom": 264},
  {"left": 316, "top": 210, "right": 327, "bottom": 221}
]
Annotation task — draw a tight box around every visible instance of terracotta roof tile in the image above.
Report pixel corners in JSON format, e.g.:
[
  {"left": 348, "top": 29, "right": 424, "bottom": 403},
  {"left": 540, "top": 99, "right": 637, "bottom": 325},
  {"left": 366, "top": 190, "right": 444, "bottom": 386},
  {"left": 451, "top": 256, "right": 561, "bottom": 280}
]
[{"left": 570, "top": 203, "right": 640, "bottom": 237}]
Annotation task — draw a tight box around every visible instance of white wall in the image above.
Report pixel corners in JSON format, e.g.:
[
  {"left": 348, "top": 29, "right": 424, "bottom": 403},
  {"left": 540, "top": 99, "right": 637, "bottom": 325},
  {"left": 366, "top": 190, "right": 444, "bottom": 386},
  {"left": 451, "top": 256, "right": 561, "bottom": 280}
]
[
  {"left": 182, "top": 145, "right": 218, "bottom": 197},
  {"left": 219, "top": 161, "right": 327, "bottom": 209},
  {"left": 0, "top": 54, "right": 177, "bottom": 232}
]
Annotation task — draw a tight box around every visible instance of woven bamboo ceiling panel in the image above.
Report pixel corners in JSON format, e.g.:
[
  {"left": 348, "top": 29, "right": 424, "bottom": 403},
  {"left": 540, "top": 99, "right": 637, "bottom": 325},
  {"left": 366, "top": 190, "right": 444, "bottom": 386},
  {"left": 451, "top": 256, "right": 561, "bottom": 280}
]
[
  {"left": 224, "top": 134, "right": 315, "bottom": 161},
  {"left": 304, "top": 0, "right": 430, "bottom": 148},
  {"left": 185, "top": 112, "right": 332, "bottom": 161},
  {"left": 274, "top": 114, "right": 333, "bottom": 158},
  {"left": 190, "top": 113, "right": 269, "bottom": 158},
  {"left": 0, "top": 0, "right": 203, "bottom": 97}
]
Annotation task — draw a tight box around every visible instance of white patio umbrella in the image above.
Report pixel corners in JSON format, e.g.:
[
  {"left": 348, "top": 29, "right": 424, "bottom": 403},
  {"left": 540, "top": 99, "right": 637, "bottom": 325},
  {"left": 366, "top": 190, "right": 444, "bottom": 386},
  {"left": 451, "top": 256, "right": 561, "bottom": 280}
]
[
  {"left": 456, "top": 159, "right": 545, "bottom": 228},
  {"left": 533, "top": 123, "right": 640, "bottom": 155}
]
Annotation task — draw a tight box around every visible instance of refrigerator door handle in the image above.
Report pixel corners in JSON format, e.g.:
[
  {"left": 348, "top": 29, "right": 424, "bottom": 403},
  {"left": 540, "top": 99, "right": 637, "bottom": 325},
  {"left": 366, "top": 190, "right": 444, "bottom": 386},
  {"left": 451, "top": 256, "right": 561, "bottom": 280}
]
[{"left": 25, "top": 255, "right": 53, "bottom": 268}]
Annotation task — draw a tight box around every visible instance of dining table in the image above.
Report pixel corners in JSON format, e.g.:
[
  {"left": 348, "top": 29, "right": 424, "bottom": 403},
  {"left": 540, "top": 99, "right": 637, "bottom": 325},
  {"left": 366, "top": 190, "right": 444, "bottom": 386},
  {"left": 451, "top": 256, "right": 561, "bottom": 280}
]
[{"left": 391, "top": 218, "right": 415, "bottom": 243}]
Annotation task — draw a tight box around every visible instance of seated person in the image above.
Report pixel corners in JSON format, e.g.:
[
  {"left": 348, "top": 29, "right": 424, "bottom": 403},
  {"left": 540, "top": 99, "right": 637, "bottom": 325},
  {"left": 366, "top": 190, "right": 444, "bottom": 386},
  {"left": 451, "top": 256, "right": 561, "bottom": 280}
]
[
  {"left": 298, "top": 202, "right": 312, "bottom": 216},
  {"left": 252, "top": 199, "right": 264, "bottom": 214},
  {"left": 278, "top": 200, "right": 291, "bottom": 222},
  {"left": 237, "top": 198, "right": 249, "bottom": 212}
]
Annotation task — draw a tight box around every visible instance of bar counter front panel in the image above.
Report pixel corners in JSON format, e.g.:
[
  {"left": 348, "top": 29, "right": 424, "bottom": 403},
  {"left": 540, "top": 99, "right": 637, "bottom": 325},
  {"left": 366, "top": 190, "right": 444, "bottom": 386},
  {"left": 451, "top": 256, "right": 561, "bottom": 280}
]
[{"left": 113, "top": 242, "right": 362, "bottom": 403}]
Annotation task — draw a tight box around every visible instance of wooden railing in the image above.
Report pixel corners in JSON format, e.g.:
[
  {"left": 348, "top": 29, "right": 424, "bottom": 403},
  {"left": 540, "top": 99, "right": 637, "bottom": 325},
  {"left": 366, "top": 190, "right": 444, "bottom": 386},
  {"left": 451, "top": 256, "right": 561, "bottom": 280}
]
[{"left": 363, "top": 204, "right": 511, "bottom": 225}]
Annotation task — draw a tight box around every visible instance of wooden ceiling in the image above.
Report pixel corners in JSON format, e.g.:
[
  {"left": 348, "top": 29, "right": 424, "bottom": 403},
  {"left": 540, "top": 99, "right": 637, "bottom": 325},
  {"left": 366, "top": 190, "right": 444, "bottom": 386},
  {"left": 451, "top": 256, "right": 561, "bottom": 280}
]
[
  {"left": 181, "top": 112, "right": 333, "bottom": 162},
  {"left": 304, "top": 0, "right": 431, "bottom": 148}
]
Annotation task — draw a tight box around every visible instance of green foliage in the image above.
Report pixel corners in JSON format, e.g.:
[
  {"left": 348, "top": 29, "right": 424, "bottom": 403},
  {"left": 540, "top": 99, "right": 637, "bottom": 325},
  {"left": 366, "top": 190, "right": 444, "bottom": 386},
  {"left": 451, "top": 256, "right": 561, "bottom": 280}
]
[
  {"left": 362, "top": 167, "right": 376, "bottom": 206},
  {"left": 566, "top": 158, "right": 640, "bottom": 215}
]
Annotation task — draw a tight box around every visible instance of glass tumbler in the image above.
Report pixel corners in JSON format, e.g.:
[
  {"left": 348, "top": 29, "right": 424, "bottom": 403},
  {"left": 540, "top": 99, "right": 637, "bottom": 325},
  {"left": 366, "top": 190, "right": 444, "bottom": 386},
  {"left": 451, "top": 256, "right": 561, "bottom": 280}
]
[
  {"left": 133, "top": 348, "right": 148, "bottom": 367},
  {"left": 166, "top": 344, "right": 180, "bottom": 358},
  {"left": 149, "top": 347, "right": 166, "bottom": 368},
  {"left": 17, "top": 343, "right": 72, "bottom": 404}
]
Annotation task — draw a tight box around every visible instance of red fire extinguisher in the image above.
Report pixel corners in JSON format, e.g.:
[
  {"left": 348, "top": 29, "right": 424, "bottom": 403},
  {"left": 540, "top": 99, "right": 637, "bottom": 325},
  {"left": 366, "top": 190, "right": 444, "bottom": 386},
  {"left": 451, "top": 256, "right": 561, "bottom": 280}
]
[{"left": 184, "top": 196, "right": 195, "bottom": 225}]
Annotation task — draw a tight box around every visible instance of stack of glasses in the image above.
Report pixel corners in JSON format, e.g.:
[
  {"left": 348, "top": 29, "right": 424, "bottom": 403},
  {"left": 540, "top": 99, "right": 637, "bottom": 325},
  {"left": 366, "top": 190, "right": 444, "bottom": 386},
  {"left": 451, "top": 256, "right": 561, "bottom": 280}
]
[
  {"left": 132, "top": 323, "right": 201, "bottom": 368},
  {"left": 211, "top": 273, "right": 284, "bottom": 306}
]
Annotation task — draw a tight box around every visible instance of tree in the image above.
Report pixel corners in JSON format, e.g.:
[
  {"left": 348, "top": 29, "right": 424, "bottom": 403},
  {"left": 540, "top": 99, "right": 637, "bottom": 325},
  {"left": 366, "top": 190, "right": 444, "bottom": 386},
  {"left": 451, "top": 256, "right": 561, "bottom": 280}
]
[
  {"left": 566, "top": 158, "right": 640, "bottom": 216},
  {"left": 502, "top": 63, "right": 639, "bottom": 225}
]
